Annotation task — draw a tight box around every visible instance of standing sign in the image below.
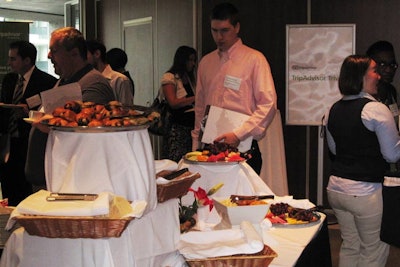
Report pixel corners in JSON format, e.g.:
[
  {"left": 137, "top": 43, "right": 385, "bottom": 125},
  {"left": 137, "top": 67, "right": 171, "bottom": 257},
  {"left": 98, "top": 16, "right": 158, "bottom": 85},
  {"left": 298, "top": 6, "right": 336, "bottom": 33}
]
[
  {"left": 0, "top": 22, "right": 29, "bottom": 92},
  {"left": 286, "top": 24, "right": 356, "bottom": 125}
]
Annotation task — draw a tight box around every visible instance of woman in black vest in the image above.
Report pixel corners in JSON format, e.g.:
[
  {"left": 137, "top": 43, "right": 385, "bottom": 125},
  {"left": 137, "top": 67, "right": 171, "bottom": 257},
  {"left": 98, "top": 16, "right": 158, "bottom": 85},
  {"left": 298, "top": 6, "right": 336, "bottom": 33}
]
[{"left": 324, "top": 55, "right": 400, "bottom": 267}]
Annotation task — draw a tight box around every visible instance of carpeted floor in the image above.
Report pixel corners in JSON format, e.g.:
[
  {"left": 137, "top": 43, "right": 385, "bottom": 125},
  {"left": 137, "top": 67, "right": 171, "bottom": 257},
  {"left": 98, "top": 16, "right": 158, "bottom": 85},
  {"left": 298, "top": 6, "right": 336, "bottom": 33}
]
[{"left": 327, "top": 213, "right": 400, "bottom": 267}]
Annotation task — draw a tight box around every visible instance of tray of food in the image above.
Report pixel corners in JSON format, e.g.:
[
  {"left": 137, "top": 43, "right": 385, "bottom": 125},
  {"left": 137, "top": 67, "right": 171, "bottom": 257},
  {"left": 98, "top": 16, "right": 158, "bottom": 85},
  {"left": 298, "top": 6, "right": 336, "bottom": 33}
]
[
  {"left": 266, "top": 202, "right": 321, "bottom": 227},
  {"left": 183, "top": 142, "right": 250, "bottom": 165},
  {"left": 40, "top": 100, "right": 160, "bottom": 132}
]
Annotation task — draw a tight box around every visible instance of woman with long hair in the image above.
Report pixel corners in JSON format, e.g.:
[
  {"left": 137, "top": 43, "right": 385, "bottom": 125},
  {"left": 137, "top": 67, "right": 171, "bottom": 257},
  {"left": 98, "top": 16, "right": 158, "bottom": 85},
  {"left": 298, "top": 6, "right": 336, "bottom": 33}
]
[{"left": 161, "top": 46, "right": 197, "bottom": 161}]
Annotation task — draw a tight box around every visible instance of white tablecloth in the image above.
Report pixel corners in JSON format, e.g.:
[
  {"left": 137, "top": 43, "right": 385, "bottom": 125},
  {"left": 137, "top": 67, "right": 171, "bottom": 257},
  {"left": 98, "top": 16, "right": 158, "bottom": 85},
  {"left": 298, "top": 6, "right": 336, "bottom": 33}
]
[
  {"left": 45, "top": 129, "right": 157, "bottom": 214},
  {"left": 258, "top": 110, "right": 289, "bottom": 196},
  {"left": 0, "top": 199, "right": 181, "bottom": 267},
  {"left": 178, "top": 160, "right": 274, "bottom": 206},
  {"left": 267, "top": 213, "right": 326, "bottom": 267}
]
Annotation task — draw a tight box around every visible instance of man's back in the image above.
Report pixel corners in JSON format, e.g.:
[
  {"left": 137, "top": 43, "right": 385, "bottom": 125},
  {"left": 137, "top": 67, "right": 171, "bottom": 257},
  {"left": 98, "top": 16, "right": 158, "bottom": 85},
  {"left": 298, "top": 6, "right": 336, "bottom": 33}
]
[{"left": 102, "top": 64, "right": 134, "bottom": 105}]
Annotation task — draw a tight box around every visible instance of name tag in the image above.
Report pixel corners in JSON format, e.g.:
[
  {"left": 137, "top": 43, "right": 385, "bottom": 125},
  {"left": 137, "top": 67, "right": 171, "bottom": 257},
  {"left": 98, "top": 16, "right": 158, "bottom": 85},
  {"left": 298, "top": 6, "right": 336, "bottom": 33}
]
[
  {"left": 224, "top": 75, "right": 241, "bottom": 91},
  {"left": 26, "top": 94, "right": 41, "bottom": 109}
]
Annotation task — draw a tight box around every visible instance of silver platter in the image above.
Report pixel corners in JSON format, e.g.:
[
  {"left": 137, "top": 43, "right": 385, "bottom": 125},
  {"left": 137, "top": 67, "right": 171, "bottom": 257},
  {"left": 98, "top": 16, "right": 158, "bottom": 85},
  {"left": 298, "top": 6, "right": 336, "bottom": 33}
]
[
  {"left": 183, "top": 157, "right": 243, "bottom": 165},
  {"left": 271, "top": 212, "right": 321, "bottom": 228},
  {"left": 48, "top": 123, "right": 150, "bottom": 133}
]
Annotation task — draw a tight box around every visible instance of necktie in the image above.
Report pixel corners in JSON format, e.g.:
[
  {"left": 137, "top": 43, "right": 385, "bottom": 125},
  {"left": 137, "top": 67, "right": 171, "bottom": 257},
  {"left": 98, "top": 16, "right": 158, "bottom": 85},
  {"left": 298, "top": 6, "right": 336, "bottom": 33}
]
[
  {"left": 8, "top": 76, "right": 25, "bottom": 137},
  {"left": 12, "top": 76, "right": 25, "bottom": 104}
]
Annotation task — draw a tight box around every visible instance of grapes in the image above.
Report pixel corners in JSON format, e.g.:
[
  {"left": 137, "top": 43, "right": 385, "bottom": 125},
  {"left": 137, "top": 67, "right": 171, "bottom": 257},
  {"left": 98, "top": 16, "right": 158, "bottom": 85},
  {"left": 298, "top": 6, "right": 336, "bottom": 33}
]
[
  {"left": 203, "top": 142, "right": 238, "bottom": 155},
  {"left": 270, "top": 203, "right": 289, "bottom": 216},
  {"left": 270, "top": 202, "right": 316, "bottom": 222}
]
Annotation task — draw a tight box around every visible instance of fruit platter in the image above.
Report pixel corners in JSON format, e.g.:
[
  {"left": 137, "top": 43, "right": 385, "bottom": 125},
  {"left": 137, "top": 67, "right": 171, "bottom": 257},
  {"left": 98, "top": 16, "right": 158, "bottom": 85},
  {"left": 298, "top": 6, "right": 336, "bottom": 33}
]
[
  {"left": 266, "top": 202, "right": 320, "bottom": 226},
  {"left": 183, "top": 142, "right": 251, "bottom": 164}
]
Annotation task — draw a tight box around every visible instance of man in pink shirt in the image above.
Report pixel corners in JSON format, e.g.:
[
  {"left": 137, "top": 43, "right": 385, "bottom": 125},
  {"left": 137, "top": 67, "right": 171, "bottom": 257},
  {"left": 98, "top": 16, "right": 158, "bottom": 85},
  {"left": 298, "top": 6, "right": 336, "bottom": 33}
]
[{"left": 192, "top": 2, "right": 277, "bottom": 174}]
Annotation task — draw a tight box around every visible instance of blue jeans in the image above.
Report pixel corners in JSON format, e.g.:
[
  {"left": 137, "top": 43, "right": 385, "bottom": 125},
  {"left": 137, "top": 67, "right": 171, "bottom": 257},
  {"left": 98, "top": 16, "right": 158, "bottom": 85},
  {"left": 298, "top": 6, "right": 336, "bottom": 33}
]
[{"left": 327, "top": 188, "right": 389, "bottom": 267}]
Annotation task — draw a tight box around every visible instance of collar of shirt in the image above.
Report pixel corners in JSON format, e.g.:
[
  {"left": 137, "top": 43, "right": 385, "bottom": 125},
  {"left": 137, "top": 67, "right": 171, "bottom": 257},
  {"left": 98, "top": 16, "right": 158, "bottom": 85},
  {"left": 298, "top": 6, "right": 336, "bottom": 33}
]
[
  {"left": 218, "top": 38, "right": 242, "bottom": 62},
  {"left": 101, "top": 64, "right": 114, "bottom": 80},
  {"left": 19, "top": 65, "right": 35, "bottom": 92},
  {"left": 342, "top": 91, "right": 376, "bottom": 101},
  {"left": 59, "top": 64, "right": 93, "bottom": 85}
]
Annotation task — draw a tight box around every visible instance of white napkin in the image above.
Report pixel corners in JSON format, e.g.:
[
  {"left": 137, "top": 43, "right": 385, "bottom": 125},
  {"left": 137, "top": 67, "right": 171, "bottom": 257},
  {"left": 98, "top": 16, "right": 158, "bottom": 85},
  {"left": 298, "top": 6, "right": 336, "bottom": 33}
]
[
  {"left": 16, "top": 190, "right": 111, "bottom": 216},
  {"left": 272, "top": 195, "right": 315, "bottom": 209},
  {"left": 241, "top": 221, "right": 264, "bottom": 250},
  {"left": 156, "top": 172, "right": 199, "bottom": 185},
  {"left": 178, "top": 220, "right": 263, "bottom": 259},
  {"left": 155, "top": 159, "right": 178, "bottom": 173}
]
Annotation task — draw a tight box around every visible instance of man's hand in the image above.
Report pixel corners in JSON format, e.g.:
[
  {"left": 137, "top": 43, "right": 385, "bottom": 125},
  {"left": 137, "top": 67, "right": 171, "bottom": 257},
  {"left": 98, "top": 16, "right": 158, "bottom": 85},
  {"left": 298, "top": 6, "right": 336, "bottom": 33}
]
[{"left": 214, "top": 132, "right": 240, "bottom": 148}]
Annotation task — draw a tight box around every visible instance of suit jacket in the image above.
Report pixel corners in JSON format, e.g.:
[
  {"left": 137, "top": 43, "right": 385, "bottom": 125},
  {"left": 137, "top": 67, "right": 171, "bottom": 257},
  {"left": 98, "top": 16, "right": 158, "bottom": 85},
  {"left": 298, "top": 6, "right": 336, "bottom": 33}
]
[{"left": 0, "top": 67, "right": 58, "bottom": 138}]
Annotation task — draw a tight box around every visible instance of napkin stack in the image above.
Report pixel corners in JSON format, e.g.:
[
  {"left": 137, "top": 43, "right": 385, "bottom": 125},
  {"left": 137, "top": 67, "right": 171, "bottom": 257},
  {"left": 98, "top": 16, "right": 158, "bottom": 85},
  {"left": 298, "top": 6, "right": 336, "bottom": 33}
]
[
  {"left": 5, "top": 190, "right": 147, "bottom": 230},
  {"left": 178, "top": 220, "right": 264, "bottom": 259}
]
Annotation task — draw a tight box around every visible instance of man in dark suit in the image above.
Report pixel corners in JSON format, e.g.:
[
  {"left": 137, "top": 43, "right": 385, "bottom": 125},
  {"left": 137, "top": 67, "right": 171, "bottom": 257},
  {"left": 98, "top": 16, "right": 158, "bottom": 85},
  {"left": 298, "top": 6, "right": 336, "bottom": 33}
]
[{"left": 0, "top": 40, "right": 57, "bottom": 205}]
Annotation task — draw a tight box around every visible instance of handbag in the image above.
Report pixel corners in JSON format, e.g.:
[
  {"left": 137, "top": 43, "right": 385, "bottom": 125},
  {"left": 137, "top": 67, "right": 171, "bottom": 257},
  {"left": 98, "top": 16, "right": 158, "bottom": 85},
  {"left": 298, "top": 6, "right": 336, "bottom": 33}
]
[{"left": 148, "top": 91, "right": 172, "bottom": 136}]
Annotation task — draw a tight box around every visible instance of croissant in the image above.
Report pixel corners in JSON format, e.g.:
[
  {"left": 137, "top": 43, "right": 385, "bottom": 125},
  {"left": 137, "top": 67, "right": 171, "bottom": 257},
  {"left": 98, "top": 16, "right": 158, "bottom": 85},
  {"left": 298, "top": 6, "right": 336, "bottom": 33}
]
[
  {"left": 66, "top": 121, "right": 78, "bottom": 127},
  {"left": 104, "top": 118, "right": 123, "bottom": 127},
  {"left": 80, "top": 107, "right": 95, "bottom": 116},
  {"left": 88, "top": 119, "right": 103, "bottom": 127},
  {"left": 75, "top": 112, "right": 92, "bottom": 126},
  {"left": 48, "top": 117, "right": 69, "bottom": 126},
  {"left": 64, "top": 100, "right": 82, "bottom": 113},
  {"left": 52, "top": 107, "right": 68, "bottom": 117},
  {"left": 60, "top": 109, "right": 77, "bottom": 122},
  {"left": 81, "top": 101, "right": 95, "bottom": 108},
  {"left": 94, "top": 104, "right": 106, "bottom": 113}
]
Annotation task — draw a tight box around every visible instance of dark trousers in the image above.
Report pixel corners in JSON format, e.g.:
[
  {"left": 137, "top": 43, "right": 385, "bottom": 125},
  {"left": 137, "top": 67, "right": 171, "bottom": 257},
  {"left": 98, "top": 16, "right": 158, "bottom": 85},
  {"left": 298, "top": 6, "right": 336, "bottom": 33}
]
[
  {"left": 381, "top": 185, "right": 400, "bottom": 247},
  {"left": 0, "top": 137, "right": 32, "bottom": 206},
  {"left": 246, "top": 140, "right": 262, "bottom": 175}
]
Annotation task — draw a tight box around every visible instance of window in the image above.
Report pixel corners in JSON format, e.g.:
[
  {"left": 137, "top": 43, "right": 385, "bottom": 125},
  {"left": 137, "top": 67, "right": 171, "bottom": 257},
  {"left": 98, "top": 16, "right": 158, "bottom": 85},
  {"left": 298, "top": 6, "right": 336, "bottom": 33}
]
[{"left": 0, "top": 17, "right": 58, "bottom": 78}]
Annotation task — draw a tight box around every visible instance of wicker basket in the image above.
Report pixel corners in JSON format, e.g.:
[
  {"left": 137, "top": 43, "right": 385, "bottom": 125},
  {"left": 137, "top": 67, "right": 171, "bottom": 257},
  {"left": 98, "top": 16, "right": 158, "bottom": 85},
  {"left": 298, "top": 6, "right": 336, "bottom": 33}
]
[
  {"left": 157, "top": 173, "right": 201, "bottom": 203},
  {"left": 16, "top": 215, "right": 134, "bottom": 239},
  {"left": 185, "top": 245, "right": 277, "bottom": 267},
  {"left": 0, "top": 207, "right": 17, "bottom": 247}
]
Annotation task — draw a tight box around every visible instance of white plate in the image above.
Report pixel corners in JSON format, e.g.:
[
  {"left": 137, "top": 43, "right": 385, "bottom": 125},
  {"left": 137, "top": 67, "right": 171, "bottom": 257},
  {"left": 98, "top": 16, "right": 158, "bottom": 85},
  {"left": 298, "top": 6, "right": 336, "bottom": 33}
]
[
  {"left": 269, "top": 212, "right": 321, "bottom": 228},
  {"left": 23, "top": 118, "right": 37, "bottom": 124}
]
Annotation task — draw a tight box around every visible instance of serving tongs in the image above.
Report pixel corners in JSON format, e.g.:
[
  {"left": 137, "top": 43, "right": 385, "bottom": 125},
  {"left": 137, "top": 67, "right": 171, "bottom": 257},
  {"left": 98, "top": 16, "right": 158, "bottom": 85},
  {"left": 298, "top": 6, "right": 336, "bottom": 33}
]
[
  {"left": 46, "top": 193, "right": 98, "bottom": 201},
  {"left": 230, "top": 194, "right": 274, "bottom": 204}
]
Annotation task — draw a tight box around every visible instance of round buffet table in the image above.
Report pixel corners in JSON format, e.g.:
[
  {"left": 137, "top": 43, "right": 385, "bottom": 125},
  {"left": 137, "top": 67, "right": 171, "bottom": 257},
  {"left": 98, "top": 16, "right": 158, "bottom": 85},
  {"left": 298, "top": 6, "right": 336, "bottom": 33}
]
[{"left": 45, "top": 128, "right": 157, "bottom": 213}]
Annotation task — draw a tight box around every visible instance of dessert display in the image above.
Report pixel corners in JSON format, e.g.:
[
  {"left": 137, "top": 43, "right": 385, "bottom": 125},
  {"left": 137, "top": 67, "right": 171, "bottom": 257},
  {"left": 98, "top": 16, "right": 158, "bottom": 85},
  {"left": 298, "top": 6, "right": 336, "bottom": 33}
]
[
  {"left": 184, "top": 142, "right": 250, "bottom": 163},
  {"left": 266, "top": 202, "right": 320, "bottom": 225},
  {"left": 42, "top": 100, "right": 160, "bottom": 129}
]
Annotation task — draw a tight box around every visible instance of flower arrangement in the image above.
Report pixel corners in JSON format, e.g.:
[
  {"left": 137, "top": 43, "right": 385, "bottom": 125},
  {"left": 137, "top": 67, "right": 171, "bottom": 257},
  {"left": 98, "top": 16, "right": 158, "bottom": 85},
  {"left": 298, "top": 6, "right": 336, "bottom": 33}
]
[{"left": 179, "top": 183, "right": 223, "bottom": 233}]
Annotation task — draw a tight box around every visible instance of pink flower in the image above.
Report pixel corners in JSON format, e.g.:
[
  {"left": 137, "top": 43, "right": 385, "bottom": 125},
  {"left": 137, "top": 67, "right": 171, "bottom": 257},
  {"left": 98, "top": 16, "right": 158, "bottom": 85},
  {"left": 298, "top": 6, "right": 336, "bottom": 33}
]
[{"left": 189, "top": 187, "right": 214, "bottom": 211}]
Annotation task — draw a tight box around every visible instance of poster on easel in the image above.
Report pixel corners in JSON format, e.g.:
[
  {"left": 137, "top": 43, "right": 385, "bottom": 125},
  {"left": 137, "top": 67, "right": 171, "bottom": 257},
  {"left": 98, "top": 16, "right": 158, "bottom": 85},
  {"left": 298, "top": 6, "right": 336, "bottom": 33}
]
[
  {"left": 0, "top": 22, "right": 29, "bottom": 93},
  {"left": 286, "top": 24, "right": 356, "bottom": 126}
]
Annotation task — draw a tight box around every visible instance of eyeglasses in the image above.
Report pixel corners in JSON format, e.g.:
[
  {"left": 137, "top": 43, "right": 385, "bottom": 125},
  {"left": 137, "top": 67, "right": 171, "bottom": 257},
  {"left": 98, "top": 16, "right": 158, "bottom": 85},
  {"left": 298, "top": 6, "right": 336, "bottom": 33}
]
[{"left": 377, "top": 62, "right": 398, "bottom": 69}]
